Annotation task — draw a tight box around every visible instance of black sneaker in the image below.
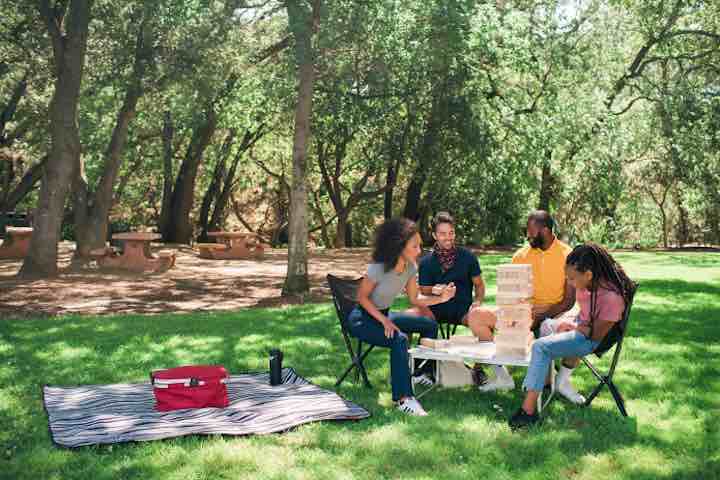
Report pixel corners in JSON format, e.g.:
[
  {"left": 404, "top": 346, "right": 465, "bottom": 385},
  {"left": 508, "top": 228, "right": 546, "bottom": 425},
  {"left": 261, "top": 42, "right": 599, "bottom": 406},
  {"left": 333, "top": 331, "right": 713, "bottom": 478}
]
[
  {"left": 471, "top": 364, "right": 488, "bottom": 386},
  {"left": 509, "top": 408, "right": 540, "bottom": 430}
]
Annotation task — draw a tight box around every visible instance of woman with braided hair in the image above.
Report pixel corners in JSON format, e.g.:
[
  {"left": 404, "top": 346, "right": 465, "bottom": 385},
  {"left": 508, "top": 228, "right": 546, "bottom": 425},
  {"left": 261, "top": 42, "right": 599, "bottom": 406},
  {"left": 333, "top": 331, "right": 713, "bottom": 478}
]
[{"left": 509, "top": 242, "right": 635, "bottom": 430}]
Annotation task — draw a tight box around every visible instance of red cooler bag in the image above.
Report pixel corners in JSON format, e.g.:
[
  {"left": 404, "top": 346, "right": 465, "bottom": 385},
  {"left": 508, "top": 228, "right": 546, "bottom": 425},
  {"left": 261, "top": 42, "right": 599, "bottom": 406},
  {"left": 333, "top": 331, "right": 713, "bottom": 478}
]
[{"left": 151, "top": 365, "right": 229, "bottom": 411}]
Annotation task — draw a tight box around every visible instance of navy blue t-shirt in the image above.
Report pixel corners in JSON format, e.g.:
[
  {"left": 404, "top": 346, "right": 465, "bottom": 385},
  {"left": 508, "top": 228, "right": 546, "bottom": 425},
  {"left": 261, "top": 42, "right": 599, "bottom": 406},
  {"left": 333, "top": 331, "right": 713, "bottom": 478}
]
[{"left": 418, "top": 247, "right": 482, "bottom": 311}]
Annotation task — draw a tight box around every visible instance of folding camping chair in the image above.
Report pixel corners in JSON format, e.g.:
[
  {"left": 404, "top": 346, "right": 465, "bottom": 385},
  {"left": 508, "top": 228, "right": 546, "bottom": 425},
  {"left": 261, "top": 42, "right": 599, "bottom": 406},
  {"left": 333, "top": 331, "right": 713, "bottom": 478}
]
[
  {"left": 327, "top": 274, "right": 375, "bottom": 388},
  {"left": 582, "top": 283, "right": 638, "bottom": 417}
]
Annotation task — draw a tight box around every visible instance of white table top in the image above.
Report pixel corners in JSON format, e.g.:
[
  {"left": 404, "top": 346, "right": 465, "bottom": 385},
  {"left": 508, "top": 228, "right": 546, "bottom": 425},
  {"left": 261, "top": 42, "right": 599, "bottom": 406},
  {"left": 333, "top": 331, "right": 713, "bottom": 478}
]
[{"left": 409, "top": 342, "right": 531, "bottom": 367}]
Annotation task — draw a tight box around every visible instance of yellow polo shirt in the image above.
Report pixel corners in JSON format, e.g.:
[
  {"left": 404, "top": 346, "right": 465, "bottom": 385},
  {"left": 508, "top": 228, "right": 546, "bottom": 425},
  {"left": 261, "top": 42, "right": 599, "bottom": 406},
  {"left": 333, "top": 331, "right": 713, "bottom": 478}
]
[{"left": 512, "top": 238, "right": 572, "bottom": 305}]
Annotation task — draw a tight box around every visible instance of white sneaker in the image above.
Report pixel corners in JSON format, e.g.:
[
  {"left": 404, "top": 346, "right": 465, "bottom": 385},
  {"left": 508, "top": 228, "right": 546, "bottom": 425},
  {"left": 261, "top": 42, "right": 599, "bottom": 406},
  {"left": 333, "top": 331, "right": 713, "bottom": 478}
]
[
  {"left": 556, "top": 377, "right": 586, "bottom": 404},
  {"left": 397, "top": 397, "right": 428, "bottom": 416},
  {"left": 477, "top": 375, "right": 515, "bottom": 392},
  {"left": 412, "top": 373, "right": 435, "bottom": 387}
]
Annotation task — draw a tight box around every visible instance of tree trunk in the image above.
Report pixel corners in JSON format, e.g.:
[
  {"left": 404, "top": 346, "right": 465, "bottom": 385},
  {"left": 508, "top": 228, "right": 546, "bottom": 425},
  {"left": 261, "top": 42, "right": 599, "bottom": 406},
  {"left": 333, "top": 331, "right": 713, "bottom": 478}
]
[
  {"left": 0, "top": 156, "right": 47, "bottom": 213},
  {"left": 198, "top": 130, "right": 235, "bottom": 242},
  {"left": 403, "top": 105, "right": 441, "bottom": 221},
  {"left": 334, "top": 211, "right": 348, "bottom": 248},
  {"left": 282, "top": 0, "right": 321, "bottom": 296},
  {"left": 20, "top": 0, "right": 93, "bottom": 278},
  {"left": 660, "top": 206, "right": 668, "bottom": 249},
  {"left": 0, "top": 72, "right": 28, "bottom": 145},
  {"left": 310, "top": 189, "right": 331, "bottom": 247},
  {"left": 159, "top": 110, "right": 174, "bottom": 234},
  {"left": 384, "top": 160, "right": 395, "bottom": 220},
  {"left": 674, "top": 186, "right": 689, "bottom": 246},
  {"left": 73, "top": 7, "right": 153, "bottom": 259},
  {"left": 209, "top": 126, "right": 265, "bottom": 233},
  {"left": 538, "top": 150, "right": 553, "bottom": 211},
  {"left": 162, "top": 109, "right": 217, "bottom": 244}
]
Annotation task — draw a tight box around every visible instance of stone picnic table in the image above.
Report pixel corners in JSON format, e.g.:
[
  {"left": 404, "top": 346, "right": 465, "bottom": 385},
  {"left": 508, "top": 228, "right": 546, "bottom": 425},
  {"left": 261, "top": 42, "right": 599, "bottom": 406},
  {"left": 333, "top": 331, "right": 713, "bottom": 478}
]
[
  {"left": 196, "top": 231, "right": 268, "bottom": 260},
  {"left": 0, "top": 226, "right": 33, "bottom": 259},
  {"left": 91, "top": 232, "right": 176, "bottom": 273}
]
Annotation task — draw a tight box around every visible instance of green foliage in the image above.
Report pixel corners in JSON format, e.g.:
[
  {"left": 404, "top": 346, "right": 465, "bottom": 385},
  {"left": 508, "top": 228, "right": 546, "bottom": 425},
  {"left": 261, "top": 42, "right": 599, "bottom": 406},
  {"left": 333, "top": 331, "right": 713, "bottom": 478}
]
[{"left": 0, "top": 0, "right": 718, "bottom": 247}]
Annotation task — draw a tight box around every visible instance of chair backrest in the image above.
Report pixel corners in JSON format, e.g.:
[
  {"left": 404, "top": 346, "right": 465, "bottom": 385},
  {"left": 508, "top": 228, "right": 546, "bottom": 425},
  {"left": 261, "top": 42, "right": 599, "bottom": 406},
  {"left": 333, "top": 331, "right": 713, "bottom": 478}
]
[
  {"left": 594, "top": 282, "right": 638, "bottom": 357},
  {"left": 327, "top": 274, "right": 363, "bottom": 332}
]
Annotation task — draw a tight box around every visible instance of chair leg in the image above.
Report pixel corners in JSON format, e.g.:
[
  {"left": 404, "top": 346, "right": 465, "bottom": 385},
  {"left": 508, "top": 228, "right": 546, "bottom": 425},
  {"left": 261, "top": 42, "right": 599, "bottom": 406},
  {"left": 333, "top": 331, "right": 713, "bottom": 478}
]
[
  {"left": 336, "top": 333, "right": 361, "bottom": 387},
  {"left": 336, "top": 342, "right": 375, "bottom": 389},
  {"left": 584, "top": 379, "right": 606, "bottom": 407},
  {"left": 356, "top": 346, "right": 374, "bottom": 388},
  {"left": 607, "top": 379, "right": 628, "bottom": 416},
  {"left": 437, "top": 322, "right": 447, "bottom": 339},
  {"left": 336, "top": 361, "right": 358, "bottom": 387}
]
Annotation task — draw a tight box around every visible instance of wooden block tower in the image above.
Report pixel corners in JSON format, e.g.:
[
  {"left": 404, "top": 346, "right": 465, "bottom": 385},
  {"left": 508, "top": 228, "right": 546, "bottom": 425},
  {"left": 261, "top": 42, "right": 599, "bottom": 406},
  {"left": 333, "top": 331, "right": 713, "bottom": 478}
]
[{"left": 494, "top": 264, "right": 534, "bottom": 358}]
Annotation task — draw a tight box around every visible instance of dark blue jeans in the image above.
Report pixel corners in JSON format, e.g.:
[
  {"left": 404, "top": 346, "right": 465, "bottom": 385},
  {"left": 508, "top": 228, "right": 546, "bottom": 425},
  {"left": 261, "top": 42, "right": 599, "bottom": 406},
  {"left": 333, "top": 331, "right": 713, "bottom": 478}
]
[{"left": 348, "top": 306, "right": 438, "bottom": 401}]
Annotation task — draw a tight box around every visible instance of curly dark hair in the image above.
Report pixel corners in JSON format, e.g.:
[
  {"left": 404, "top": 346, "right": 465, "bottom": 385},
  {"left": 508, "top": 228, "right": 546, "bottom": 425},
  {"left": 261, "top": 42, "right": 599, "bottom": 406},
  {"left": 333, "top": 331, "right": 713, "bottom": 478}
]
[{"left": 372, "top": 218, "right": 419, "bottom": 272}]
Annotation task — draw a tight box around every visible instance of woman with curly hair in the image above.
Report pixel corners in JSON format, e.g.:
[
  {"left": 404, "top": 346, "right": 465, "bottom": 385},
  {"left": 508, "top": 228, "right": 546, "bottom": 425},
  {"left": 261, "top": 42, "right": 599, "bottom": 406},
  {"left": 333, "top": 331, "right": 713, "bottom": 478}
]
[{"left": 349, "top": 218, "right": 457, "bottom": 416}]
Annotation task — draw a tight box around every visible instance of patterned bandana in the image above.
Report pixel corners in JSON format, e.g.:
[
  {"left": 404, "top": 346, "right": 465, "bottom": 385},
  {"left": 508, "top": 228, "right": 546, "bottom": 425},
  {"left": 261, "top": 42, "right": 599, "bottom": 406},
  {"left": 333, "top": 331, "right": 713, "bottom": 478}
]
[{"left": 433, "top": 242, "right": 458, "bottom": 272}]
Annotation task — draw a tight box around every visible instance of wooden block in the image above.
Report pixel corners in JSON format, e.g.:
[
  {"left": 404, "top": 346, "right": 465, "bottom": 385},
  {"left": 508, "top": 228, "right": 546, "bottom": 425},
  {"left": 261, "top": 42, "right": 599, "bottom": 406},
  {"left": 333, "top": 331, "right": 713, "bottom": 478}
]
[
  {"left": 496, "top": 283, "right": 533, "bottom": 298},
  {"left": 494, "top": 329, "right": 533, "bottom": 344},
  {"left": 449, "top": 335, "right": 478, "bottom": 345},
  {"left": 494, "top": 331, "right": 534, "bottom": 347},
  {"left": 420, "top": 338, "right": 451, "bottom": 349},
  {"left": 496, "top": 304, "right": 533, "bottom": 329},
  {"left": 496, "top": 293, "right": 532, "bottom": 306},
  {"left": 496, "top": 264, "right": 533, "bottom": 284}
]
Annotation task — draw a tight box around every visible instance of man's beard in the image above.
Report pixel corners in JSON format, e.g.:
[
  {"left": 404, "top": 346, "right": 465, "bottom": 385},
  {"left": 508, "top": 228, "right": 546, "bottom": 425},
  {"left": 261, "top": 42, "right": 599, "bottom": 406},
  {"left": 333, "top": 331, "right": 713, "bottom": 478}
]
[
  {"left": 529, "top": 234, "right": 544, "bottom": 249},
  {"left": 438, "top": 240, "right": 455, "bottom": 250}
]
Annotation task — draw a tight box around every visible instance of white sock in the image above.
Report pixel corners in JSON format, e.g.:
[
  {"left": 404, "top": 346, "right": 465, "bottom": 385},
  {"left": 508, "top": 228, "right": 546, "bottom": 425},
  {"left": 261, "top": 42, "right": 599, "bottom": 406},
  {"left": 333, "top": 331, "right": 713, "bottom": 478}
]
[
  {"left": 557, "top": 365, "right": 574, "bottom": 385},
  {"left": 493, "top": 365, "right": 510, "bottom": 380}
]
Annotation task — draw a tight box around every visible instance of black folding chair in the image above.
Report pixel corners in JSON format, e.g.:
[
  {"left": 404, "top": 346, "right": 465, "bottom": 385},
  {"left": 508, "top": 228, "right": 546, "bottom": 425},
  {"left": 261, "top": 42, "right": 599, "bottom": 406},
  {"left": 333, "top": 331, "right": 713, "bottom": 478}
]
[
  {"left": 327, "top": 274, "right": 375, "bottom": 388},
  {"left": 582, "top": 283, "right": 638, "bottom": 417}
]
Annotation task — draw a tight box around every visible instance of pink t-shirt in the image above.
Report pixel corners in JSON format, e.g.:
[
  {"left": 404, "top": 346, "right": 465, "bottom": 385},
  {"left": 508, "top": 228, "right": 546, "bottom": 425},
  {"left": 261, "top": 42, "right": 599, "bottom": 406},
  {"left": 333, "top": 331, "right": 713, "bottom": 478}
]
[{"left": 576, "top": 286, "right": 625, "bottom": 327}]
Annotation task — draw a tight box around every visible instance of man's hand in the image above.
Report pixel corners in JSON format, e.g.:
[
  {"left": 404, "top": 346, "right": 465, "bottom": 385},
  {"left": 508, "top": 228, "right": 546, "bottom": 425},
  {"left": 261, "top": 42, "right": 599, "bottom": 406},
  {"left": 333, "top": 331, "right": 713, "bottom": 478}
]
[
  {"left": 431, "top": 284, "right": 448, "bottom": 295},
  {"left": 439, "top": 283, "right": 456, "bottom": 303}
]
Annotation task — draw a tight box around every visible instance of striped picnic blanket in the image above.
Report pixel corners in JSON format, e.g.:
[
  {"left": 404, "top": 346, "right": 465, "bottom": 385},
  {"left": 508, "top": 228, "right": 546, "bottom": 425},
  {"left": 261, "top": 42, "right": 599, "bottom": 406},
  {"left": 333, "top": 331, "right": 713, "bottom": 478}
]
[{"left": 43, "top": 368, "right": 369, "bottom": 448}]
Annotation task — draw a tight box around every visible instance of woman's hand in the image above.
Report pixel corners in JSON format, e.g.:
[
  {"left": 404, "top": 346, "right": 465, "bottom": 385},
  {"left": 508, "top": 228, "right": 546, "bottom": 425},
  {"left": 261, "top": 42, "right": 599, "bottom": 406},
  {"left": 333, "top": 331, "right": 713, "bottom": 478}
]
[
  {"left": 439, "top": 283, "right": 456, "bottom": 303},
  {"left": 555, "top": 321, "right": 576, "bottom": 333},
  {"left": 381, "top": 318, "right": 402, "bottom": 338}
]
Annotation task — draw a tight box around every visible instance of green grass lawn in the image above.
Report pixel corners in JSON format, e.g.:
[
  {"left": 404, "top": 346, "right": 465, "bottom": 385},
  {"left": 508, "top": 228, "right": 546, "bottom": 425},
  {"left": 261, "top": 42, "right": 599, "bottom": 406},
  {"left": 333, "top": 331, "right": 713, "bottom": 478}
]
[{"left": 1, "top": 252, "right": 719, "bottom": 480}]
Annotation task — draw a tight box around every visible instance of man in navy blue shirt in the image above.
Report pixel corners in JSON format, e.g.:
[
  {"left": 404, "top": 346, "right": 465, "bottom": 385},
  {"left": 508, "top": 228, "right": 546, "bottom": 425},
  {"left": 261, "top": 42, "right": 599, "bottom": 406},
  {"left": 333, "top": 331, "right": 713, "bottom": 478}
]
[{"left": 415, "top": 212, "right": 491, "bottom": 383}]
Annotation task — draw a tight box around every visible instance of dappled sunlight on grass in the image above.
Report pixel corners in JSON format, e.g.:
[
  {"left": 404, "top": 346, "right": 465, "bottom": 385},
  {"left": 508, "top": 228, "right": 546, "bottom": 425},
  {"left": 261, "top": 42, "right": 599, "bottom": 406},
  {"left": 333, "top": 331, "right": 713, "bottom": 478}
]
[{"left": 0, "top": 251, "right": 718, "bottom": 479}]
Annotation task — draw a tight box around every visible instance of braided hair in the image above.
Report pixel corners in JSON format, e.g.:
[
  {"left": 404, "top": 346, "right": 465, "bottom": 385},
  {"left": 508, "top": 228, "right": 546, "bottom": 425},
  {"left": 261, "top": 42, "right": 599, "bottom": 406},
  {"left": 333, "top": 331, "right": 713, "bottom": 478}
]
[{"left": 566, "top": 243, "right": 636, "bottom": 337}]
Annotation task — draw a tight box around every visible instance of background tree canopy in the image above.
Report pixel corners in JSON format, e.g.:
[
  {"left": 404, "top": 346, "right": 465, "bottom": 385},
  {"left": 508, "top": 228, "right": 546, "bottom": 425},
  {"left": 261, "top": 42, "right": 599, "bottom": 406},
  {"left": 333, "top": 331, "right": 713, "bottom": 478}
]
[{"left": 1, "top": 0, "right": 718, "bottom": 266}]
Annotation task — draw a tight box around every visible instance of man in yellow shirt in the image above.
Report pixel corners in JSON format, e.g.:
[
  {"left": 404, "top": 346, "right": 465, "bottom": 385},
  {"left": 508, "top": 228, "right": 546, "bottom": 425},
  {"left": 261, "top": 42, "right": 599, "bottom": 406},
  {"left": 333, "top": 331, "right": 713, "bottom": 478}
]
[
  {"left": 512, "top": 211, "right": 575, "bottom": 325},
  {"left": 467, "top": 211, "right": 576, "bottom": 393}
]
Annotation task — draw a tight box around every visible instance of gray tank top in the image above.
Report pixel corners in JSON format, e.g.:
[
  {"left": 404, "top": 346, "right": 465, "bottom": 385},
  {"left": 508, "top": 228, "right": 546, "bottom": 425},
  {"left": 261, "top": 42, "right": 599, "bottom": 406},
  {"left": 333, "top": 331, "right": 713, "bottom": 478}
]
[{"left": 366, "top": 262, "right": 417, "bottom": 310}]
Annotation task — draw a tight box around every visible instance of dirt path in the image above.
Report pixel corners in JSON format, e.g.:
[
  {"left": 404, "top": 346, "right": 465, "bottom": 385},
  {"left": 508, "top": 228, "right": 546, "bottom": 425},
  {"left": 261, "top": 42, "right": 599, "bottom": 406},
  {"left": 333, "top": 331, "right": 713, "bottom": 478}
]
[{"left": 0, "top": 242, "right": 372, "bottom": 317}]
